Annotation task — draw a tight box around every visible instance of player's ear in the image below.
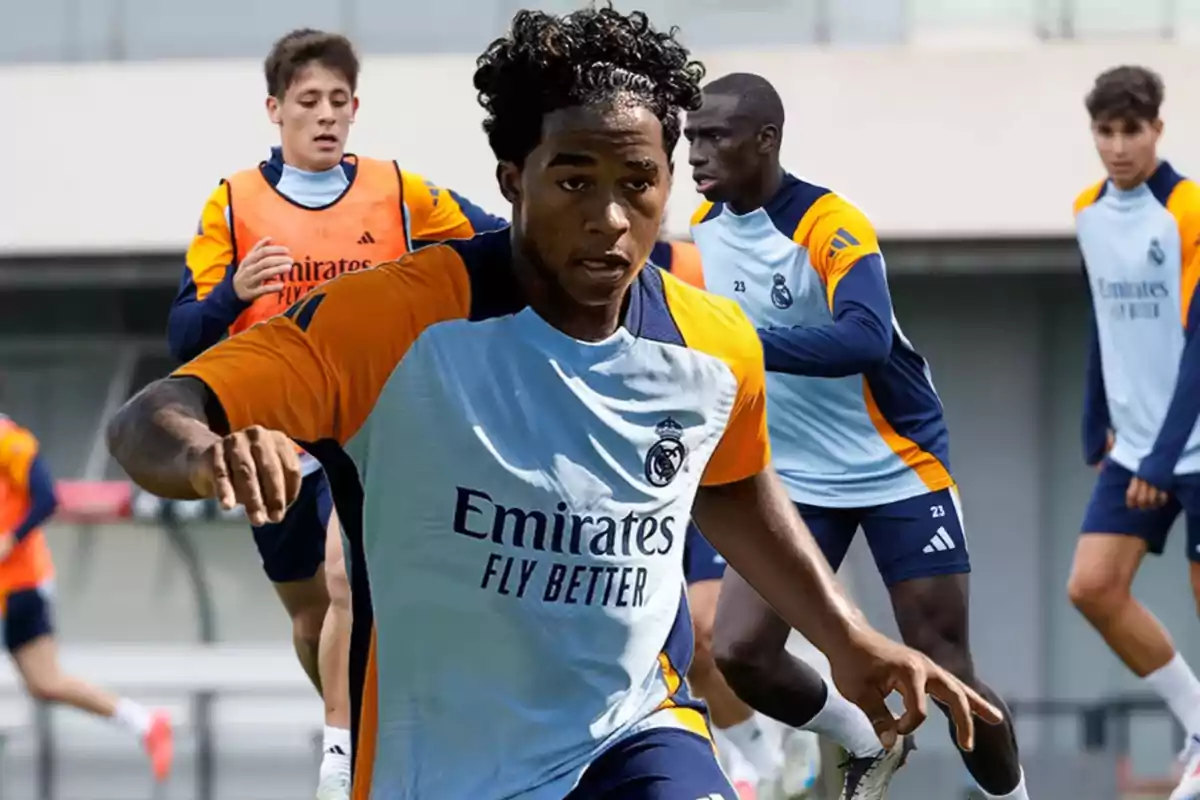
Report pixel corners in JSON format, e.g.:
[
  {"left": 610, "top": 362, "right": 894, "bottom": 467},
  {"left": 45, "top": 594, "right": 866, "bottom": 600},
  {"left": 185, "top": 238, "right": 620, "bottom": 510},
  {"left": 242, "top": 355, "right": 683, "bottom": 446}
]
[
  {"left": 757, "top": 124, "right": 780, "bottom": 155},
  {"left": 266, "top": 95, "right": 283, "bottom": 126},
  {"left": 496, "top": 162, "right": 521, "bottom": 204}
]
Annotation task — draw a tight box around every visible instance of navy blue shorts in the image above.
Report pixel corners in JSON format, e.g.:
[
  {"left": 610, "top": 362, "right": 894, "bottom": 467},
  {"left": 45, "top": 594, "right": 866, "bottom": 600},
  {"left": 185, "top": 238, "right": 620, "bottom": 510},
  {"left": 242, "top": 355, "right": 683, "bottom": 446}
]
[
  {"left": 797, "top": 486, "right": 971, "bottom": 586},
  {"left": 684, "top": 523, "right": 727, "bottom": 585},
  {"left": 1081, "top": 460, "right": 1200, "bottom": 560},
  {"left": 251, "top": 470, "right": 333, "bottom": 583},
  {"left": 3, "top": 585, "right": 54, "bottom": 653},
  {"left": 567, "top": 728, "right": 734, "bottom": 799}
]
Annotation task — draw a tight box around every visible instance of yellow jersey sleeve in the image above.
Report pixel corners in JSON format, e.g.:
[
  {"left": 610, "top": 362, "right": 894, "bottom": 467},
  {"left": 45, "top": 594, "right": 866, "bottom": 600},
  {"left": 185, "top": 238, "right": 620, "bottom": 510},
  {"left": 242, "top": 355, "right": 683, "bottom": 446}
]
[
  {"left": 793, "top": 193, "right": 883, "bottom": 307},
  {"left": 402, "top": 170, "right": 479, "bottom": 243},
  {"left": 1167, "top": 179, "right": 1200, "bottom": 325},
  {"left": 0, "top": 424, "right": 38, "bottom": 490},
  {"left": 184, "top": 183, "right": 236, "bottom": 301},
  {"left": 658, "top": 273, "right": 771, "bottom": 485}
]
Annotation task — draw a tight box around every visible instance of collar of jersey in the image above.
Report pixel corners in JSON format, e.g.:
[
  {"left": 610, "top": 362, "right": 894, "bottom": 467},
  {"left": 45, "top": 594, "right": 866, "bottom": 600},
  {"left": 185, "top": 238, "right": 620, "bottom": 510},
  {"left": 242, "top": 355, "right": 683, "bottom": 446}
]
[
  {"left": 510, "top": 305, "right": 636, "bottom": 363},
  {"left": 262, "top": 146, "right": 352, "bottom": 185},
  {"left": 506, "top": 267, "right": 650, "bottom": 362},
  {"left": 1106, "top": 160, "right": 1178, "bottom": 203},
  {"left": 714, "top": 171, "right": 802, "bottom": 225}
]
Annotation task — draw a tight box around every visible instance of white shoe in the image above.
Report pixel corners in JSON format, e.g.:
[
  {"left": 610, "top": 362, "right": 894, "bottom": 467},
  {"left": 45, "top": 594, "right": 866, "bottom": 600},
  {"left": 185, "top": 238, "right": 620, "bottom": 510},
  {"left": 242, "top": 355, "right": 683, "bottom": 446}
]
[
  {"left": 838, "top": 735, "right": 915, "bottom": 800},
  {"left": 316, "top": 771, "right": 351, "bottom": 800},
  {"left": 1169, "top": 734, "right": 1200, "bottom": 800}
]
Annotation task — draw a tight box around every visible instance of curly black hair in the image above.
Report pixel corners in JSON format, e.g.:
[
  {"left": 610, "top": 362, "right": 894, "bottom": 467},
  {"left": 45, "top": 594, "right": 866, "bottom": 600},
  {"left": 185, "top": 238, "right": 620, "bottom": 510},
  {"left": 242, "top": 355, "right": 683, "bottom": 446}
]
[
  {"left": 473, "top": 4, "right": 706, "bottom": 165},
  {"left": 1086, "top": 65, "right": 1164, "bottom": 122}
]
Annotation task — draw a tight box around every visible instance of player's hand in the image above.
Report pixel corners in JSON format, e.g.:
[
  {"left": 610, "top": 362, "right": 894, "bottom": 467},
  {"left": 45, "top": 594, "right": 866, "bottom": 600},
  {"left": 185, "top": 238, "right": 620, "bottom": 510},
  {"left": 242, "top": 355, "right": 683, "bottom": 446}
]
[
  {"left": 233, "top": 237, "right": 293, "bottom": 302},
  {"left": 827, "top": 627, "right": 1003, "bottom": 751},
  {"left": 1126, "top": 477, "right": 1169, "bottom": 510},
  {"left": 187, "top": 426, "right": 303, "bottom": 526}
]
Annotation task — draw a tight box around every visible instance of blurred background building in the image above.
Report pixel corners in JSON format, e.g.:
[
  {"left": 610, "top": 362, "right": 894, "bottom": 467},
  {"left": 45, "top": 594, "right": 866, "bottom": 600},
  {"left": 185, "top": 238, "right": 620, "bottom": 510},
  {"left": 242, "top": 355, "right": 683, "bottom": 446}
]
[{"left": 2, "top": 0, "right": 1200, "bottom": 797}]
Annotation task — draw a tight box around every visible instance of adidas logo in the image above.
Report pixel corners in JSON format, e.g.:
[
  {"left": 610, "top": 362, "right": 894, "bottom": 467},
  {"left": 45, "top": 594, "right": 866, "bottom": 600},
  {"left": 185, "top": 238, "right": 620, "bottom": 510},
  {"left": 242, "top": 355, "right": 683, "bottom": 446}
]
[
  {"left": 325, "top": 744, "right": 347, "bottom": 755},
  {"left": 922, "top": 526, "right": 956, "bottom": 554},
  {"left": 357, "top": 231, "right": 376, "bottom": 245},
  {"left": 827, "top": 226, "right": 860, "bottom": 258}
]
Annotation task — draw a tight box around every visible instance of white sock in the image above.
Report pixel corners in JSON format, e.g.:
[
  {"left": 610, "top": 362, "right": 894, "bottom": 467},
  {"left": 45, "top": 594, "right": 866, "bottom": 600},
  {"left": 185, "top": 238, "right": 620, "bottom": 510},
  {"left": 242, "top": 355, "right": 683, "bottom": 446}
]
[
  {"left": 802, "top": 680, "right": 885, "bottom": 758},
  {"left": 320, "top": 726, "right": 352, "bottom": 780},
  {"left": 1144, "top": 652, "right": 1200, "bottom": 738},
  {"left": 982, "top": 769, "right": 1029, "bottom": 799},
  {"left": 112, "top": 698, "right": 152, "bottom": 738},
  {"left": 721, "top": 714, "right": 784, "bottom": 782}
]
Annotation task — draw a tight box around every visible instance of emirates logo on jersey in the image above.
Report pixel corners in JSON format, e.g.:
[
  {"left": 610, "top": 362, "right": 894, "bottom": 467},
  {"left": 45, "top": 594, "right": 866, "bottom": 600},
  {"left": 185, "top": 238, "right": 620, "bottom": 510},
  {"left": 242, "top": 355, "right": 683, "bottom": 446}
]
[{"left": 278, "top": 258, "right": 375, "bottom": 305}]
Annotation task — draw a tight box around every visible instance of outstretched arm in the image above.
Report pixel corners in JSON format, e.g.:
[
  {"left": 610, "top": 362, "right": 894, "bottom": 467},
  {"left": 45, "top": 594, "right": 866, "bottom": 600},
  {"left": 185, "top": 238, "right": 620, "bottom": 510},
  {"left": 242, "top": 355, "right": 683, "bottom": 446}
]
[
  {"left": 694, "top": 471, "right": 862, "bottom": 658},
  {"left": 106, "top": 377, "right": 226, "bottom": 501}
]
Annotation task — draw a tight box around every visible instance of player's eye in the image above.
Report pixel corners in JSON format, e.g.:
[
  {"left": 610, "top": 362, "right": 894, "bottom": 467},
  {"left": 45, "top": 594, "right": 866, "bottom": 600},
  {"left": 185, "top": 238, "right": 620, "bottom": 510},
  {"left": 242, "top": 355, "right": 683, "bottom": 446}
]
[
  {"left": 557, "top": 178, "right": 591, "bottom": 193},
  {"left": 624, "top": 180, "right": 652, "bottom": 193}
]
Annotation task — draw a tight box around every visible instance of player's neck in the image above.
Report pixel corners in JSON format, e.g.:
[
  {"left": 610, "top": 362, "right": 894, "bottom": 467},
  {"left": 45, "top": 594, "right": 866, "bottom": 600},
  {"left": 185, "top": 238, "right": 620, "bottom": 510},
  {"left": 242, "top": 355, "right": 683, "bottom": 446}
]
[
  {"left": 278, "top": 145, "right": 344, "bottom": 175},
  {"left": 512, "top": 250, "right": 625, "bottom": 343},
  {"left": 1111, "top": 159, "right": 1160, "bottom": 192},
  {"left": 728, "top": 165, "right": 785, "bottom": 216},
  {"left": 527, "top": 290, "right": 624, "bottom": 342}
]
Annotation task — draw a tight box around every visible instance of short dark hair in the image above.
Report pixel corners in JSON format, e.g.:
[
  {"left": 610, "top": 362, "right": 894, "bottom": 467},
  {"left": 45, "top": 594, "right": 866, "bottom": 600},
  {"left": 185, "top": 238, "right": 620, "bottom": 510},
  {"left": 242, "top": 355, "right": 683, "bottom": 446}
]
[
  {"left": 264, "top": 28, "right": 359, "bottom": 99},
  {"left": 703, "top": 72, "right": 786, "bottom": 130},
  {"left": 1086, "top": 65, "right": 1164, "bottom": 122},
  {"left": 473, "top": 4, "right": 706, "bottom": 166}
]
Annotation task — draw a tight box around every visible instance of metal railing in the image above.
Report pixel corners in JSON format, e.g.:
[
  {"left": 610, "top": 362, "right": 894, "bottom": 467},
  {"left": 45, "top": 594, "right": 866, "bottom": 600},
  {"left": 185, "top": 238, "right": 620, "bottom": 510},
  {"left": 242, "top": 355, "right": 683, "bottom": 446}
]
[{"left": 0, "top": 0, "right": 1191, "bottom": 65}]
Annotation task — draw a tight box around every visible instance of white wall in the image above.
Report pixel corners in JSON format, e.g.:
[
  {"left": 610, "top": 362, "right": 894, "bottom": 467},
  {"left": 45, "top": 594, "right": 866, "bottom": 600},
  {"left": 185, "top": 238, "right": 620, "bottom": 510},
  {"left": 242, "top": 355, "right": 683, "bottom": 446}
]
[{"left": 3, "top": 42, "right": 1200, "bottom": 254}]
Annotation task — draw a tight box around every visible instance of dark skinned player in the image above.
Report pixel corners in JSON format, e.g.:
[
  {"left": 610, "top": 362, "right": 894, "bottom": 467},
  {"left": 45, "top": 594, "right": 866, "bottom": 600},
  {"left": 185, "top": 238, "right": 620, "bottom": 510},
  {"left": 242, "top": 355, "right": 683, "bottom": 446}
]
[
  {"left": 677, "top": 72, "right": 1028, "bottom": 800},
  {"left": 106, "top": 12, "right": 1000, "bottom": 799}
]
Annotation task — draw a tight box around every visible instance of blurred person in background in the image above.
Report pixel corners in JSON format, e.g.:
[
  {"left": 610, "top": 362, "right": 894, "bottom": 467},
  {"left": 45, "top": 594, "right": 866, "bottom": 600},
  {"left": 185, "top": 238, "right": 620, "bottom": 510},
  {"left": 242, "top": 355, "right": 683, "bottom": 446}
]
[
  {"left": 1065, "top": 65, "right": 1200, "bottom": 800},
  {"left": 681, "top": 73, "right": 1029, "bottom": 800},
  {"left": 653, "top": 237, "right": 821, "bottom": 800},
  {"left": 0, "top": 414, "right": 172, "bottom": 781},
  {"left": 165, "top": 27, "right": 505, "bottom": 800}
]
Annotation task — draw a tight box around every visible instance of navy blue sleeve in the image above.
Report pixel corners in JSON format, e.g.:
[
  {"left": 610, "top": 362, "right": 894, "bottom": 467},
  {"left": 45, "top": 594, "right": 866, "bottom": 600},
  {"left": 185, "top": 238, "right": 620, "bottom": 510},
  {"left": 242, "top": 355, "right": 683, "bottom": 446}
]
[
  {"left": 166, "top": 265, "right": 250, "bottom": 363},
  {"left": 448, "top": 190, "right": 508, "bottom": 234},
  {"left": 758, "top": 254, "right": 893, "bottom": 377},
  {"left": 1081, "top": 275, "right": 1112, "bottom": 466},
  {"left": 1137, "top": 289, "right": 1200, "bottom": 487},
  {"left": 10, "top": 454, "right": 58, "bottom": 543}
]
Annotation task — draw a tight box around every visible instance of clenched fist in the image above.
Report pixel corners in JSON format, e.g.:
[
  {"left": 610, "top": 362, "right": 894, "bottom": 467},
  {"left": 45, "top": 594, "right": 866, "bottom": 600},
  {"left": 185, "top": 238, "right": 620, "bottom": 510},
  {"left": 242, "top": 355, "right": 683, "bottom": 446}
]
[{"left": 188, "top": 426, "right": 303, "bottom": 526}]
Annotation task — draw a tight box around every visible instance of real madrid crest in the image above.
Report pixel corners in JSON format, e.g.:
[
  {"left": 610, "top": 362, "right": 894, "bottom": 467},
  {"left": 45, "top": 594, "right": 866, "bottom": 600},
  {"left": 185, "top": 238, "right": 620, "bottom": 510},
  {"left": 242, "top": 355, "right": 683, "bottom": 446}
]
[
  {"left": 770, "top": 273, "right": 794, "bottom": 309},
  {"left": 645, "top": 417, "right": 687, "bottom": 488},
  {"left": 1148, "top": 237, "right": 1165, "bottom": 267}
]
